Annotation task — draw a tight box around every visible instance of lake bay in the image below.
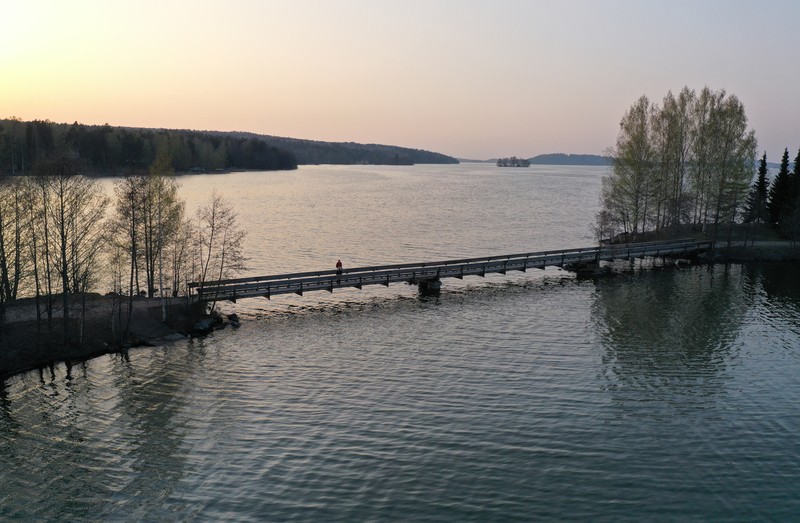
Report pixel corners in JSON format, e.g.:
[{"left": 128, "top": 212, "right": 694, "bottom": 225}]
[{"left": 1, "top": 164, "right": 799, "bottom": 520}]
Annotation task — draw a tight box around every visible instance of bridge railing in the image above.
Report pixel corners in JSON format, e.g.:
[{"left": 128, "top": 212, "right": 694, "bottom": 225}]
[
  {"left": 189, "top": 238, "right": 711, "bottom": 301},
  {"left": 187, "top": 244, "right": 602, "bottom": 289}
]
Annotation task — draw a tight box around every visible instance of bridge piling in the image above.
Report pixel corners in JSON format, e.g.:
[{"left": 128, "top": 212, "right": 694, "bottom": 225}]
[{"left": 418, "top": 279, "right": 442, "bottom": 296}]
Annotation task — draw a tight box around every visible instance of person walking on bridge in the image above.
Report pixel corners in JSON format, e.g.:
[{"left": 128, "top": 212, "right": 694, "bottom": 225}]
[{"left": 336, "top": 259, "right": 343, "bottom": 283}]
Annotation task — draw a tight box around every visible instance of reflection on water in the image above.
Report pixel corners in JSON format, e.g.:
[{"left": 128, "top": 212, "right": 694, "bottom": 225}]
[
  {"left": 756, "top": 261, "right": 800, "bottom": 305},
  {"left": 2, "top": 266, "right": 799, "bottom": 520},
  {"left": 594, "top": 264, "right": 749, "bottom": 394}
]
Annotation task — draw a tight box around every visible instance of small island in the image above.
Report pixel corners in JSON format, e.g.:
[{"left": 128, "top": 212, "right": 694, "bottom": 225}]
[{"left": 496, "top": 156, "right": 530, "bottom": 167}]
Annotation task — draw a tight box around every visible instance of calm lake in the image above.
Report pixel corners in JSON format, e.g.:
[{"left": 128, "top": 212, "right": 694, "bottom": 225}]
[{"left": 1, "top": 163, "right": 799, "bottom": 521}]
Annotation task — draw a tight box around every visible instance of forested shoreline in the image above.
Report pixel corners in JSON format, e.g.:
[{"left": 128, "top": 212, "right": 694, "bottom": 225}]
[
  {"left": 0, "top": 118, "right": 298, "bottom": 175},
  {"left": 0, "top": 119, "right": 458, "bottom": 176}
]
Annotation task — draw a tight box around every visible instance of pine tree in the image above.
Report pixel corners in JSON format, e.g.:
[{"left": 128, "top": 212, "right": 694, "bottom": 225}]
[
  {"left": 768, "top": 148, "right": 791, "bottom": 227},
  {"left": 745, "top": 152, "right": 770, "bottom": 223},
  {"left": 789, "top": 147, "right": 800, "bottom": 240}
]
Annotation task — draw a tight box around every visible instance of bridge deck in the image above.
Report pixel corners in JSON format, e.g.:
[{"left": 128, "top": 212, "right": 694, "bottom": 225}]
[{"left": 189, "top": 239, "right": 712, "bottom": 303}]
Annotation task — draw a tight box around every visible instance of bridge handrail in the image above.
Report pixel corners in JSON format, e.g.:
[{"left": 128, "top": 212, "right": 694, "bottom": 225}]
[
  {"left": 192, "top": 245, "right": 616, "bottom": 293},
  {"left": 188, "top": 245, "right": 601, "bottom": 289},
  {"left": 195, "top": 258, "right": 560, "bottom": 295},
  {"left": 190, "top": 238, "right": 708, "bottom": 294}
]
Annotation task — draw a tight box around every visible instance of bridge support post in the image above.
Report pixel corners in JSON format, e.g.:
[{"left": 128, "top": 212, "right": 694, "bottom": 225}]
[
  {"left": 572, "top": 261, "right": 605, "bottom": 278},
  {"left": 418, "top": 279, "right": 441, "bottom": 296}
]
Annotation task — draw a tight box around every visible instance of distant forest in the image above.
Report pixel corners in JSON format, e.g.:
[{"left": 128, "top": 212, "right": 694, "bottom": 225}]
[
  {"left": 239, "top": 133, "right": 459, "bottom": 166},
  {"left": 0, "top": 119, "right": 458, "bottom": 175}
]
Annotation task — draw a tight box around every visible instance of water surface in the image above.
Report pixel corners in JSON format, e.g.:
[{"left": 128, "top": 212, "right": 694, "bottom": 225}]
[{"left": 1, "top": 164, "right": 798, "bottom": 521}]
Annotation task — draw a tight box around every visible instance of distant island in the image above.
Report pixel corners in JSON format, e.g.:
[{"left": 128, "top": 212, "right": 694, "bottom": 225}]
[
  {"left": 0, "top": 118, "right": 458, "bottom": 176},
  {"left": 496, "top": 156, "right": 531, "bottom": 167},
  {"left": 528, "top": 153, "right": 612, "bottom": 166},
  {"left": 479, "top": 153, "right": 613, "bottom": 166}
]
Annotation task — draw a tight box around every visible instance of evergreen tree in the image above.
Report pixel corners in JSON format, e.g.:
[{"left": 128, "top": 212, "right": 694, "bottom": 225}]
[
  {"left": 789, "top": 147, "right": 800, "bottom": 240},
  {"left": 745, "top": 152, "right": 769, "bottom": 223},
  {"left": 768, "top": 148, "right": 791, "bottom": 227}
]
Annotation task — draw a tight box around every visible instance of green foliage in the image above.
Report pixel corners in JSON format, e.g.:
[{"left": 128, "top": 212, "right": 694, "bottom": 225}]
[{"left": 598, "top": 87, "right": 758, "bottom": 241}]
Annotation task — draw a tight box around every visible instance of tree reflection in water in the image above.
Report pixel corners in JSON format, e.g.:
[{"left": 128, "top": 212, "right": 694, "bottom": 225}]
[{"left": 593, "top": 264, "right": 752, "bottom": 397}]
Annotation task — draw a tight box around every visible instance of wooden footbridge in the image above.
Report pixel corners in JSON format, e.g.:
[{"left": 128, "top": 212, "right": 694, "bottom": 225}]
[{"left": 188, "top": 239, "right": 712, "bottom": 303}]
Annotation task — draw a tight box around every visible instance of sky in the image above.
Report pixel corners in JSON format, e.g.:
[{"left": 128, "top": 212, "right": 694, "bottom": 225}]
[{"left": 2, "top": 0, "right": 798, "bottom": 161}]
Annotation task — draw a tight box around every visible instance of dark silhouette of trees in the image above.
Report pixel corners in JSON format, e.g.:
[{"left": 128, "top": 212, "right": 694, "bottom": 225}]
[
  {"left": 0, "top": 178, "right": 27, "bottom": 317},
  {"left": 1, "top": 118, "right": 459, "bottom": 175},
  {"left": 769, "top": 147, "right": 800, "bottom": 240},
  {"left": 2, "top": 119, "right": 299, "bottom": 175},
  {"left": 767, "top": 148, "right": 792, "bottom": 229},
  {"left": 792, "top": 148, "right": 800, "bottom": 241},
  {"left": 226, "top": 136, "right": 297, "bottom": 170},
  {"left": 745, "top": 152, "right": 770, "bottom": 224}
]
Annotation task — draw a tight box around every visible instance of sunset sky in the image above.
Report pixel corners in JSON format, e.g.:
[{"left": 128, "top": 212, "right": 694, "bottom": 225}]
[{"left": 2, "top": 0, "right": 798, "bottom": 160}]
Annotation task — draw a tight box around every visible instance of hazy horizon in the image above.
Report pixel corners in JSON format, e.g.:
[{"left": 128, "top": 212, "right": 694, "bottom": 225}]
[{"left": 3, "top": 0, "right": 798, "bottom": 162}]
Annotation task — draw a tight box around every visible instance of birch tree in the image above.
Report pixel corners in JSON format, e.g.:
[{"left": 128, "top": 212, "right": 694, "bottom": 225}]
[
  {"left": 651, "top": 87, "right": 695, "bottom": 230},
  {"left": 33, "top": 156, "right": 108, "bottom": 342},
  {"left": 603, "top": 95, "right": 656, "bottom": 239},
  {"left": 705, "top": 92, "right": 757, "bottom": 244},
  {"left": 0, "top": 178, "right": 28, "bottom": 322},
  {"left": 113, "top": 174, "right": 147, "bottom": 338},
  {"left": 141, "top": 150, "right": 183, "bottom": 299},
  {"left": 598, "top": 87, "right": 757, "bottom": 242},
  {"left": 196, "top": 191, "right": 246, "bottom": 305}
]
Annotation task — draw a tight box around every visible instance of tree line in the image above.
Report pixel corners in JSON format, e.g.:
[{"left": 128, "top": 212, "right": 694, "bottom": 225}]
[
  {"left": 0, "top": 118, "right": 298, "bottom": 175},
  {"left": 257, "top": 135, "right": 459, "bottom": 165},
  {"left": 745, "top": 147, "right": 800, "bottom": 239},
  {"left": 0, "top": 118, "right": 459, "bottom": 175},
  {"left": 595, "top": 86, "right": 790, "bottom": 243},
  {"left": 0, "top": 151, "right": 245, "bottom": 347}
]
